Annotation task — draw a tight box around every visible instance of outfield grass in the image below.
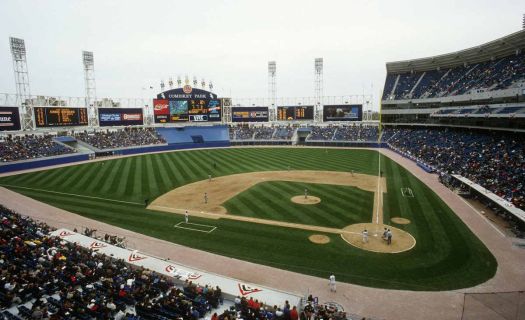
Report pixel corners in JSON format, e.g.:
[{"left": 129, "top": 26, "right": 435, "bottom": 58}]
[
  {"left": 224, "top": 181, "right": 374, "bottom": 228},
  {"left": 0, "top": 148, "right": 497, "bottom": 290}
]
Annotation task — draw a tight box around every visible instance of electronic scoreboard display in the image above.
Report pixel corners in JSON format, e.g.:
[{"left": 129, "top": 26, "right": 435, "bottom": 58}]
[
  {"left": 154, "top": 87, "right": 222, "bottom": 123},
  {"left": 98, "top": 108, "right": 143, "bottom": 126},
  {"left": 323, "top": 105, "right": 362, "bottom": 121},
  {"left": 34, "top": 107, "right": 88, "bottom": 127},
  {"left": 232, "top": 107, "right": 269, "bottom": 122},
  {"left": 277, "top": 106, "right": 314, "bottom": 120},
  {"left": 0, "top": 107, "right": 21, "bottom": 131}
]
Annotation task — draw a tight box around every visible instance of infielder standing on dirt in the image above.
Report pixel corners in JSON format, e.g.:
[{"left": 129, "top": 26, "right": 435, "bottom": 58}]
[
  {"left": 304, "top": 188, "right": 308, "bottom": 199},
  {"left": 362, "top": 229, "right": 368, "bottom": 243},
  {"left": 208, "top": 174, "right": 212, "bottom": 182},
  {"left": 329, "top": 274, "right": 336, "bottom": 292},
  {"left": 204, "top": 192, "right": 208, "bottom": 204}
]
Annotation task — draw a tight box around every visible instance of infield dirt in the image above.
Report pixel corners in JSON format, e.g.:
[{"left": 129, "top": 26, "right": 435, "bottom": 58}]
[{"left": 148, "top": 170, "right": 414, "bottom": 253}]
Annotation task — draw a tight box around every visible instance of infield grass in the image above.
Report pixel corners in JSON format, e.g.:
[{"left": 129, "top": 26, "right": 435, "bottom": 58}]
[{"left": 0, "top": 148, "right": 497, "bottom": 290}]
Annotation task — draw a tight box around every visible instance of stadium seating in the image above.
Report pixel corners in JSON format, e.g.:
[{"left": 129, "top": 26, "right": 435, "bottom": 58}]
[
  {"left": 0, "top": 205, "right": 337, "bottom": 319},
  {"left": 75, "top": 128, "right": 165, "bottom": 150},
  {"left": 306, "top": 125, "right": 379, "bottom": 142},
  {"left": 385, "top": 127, "right": 525, "bottom": 210},
  {"left": 0, "top": 205, "right": 221, "bottom": 319},
  {"left": 0, "top": 135, "right": 76, "bottom": 162},
  {"left": 382, "top": 52, "right": 525, "bottom": 100}
]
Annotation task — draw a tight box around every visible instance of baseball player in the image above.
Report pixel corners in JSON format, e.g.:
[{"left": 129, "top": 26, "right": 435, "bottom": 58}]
[
  {"left": 387, "top": 229, "right": 392, "bottom": 245},
  {"left": 329, "top": 274, "right": 336, "bottom": 292},
  {"left": 362, "top": 229, "right": 368, "bottom": 243},
  {"left": 185, "top": 210, "right": 189, "bottom": 223},
  {"left": 204, "top": 192, "right": 208, "bottom": 204},
  {"left": 208, "top": 174, "right": 212, "bottom": 182},
  {"left": 304, "top": 188, "right": 308, "bottom": 199}
]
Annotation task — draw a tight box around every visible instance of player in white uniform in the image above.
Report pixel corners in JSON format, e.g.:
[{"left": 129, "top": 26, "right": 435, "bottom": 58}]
[
  {"left": 329, "top": 274, "right": 336, "bottom": 292},
  {"left": 185, "top": 210, "right": 189, "bottom": 223},
  {"left": 304, "top": 188, "right": 308, "bottom": 199},
  {"left": 208, "top": 174, "right": 212, "bottom": 182},
  {"left": 362, "top": 229, "right": 368, "bottom": 243}
]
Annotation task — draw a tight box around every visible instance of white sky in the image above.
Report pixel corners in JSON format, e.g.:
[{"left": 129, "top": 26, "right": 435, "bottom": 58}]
[{"left": 0, "top": 0, "right": 523, "bottom": 109}]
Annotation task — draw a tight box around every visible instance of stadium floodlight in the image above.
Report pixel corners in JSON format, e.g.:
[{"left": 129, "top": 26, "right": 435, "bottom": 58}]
[
  {"left": 82, "top": 51, "right": 97, "bottom": 127},
  {"left": 10, "top": 37, "right": 34, "bottom": 130},
  {"left": 268, "top": 61, "right": 276, "bottom": 120},
  {"left": 314, "top": 58, "right": 324, "bottom": 122},
  {"left": 10, "top": 37, "right": 26, "bottom": 56},
  {"left": 82, "top": 51, "right": 94, "bottom": 66}
]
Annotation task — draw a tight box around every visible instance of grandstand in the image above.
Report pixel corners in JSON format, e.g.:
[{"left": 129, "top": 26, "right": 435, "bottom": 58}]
[
  {"left": 1, "top": 10, "right": 525, "bottom": 320},
  {"left": 381, "top": 29, "right": 525, "bottom": 129}
]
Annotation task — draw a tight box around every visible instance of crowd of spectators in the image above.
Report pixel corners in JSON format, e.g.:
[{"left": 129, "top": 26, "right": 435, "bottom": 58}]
[
  {"left": 228, "top": 294, "right": 347, "bottom": 320},
  {"left": 230, "top": 126, "right": 256, "bottom": 140},
  {"left": 307, "top": 127, "right": 336, "bottom": 141},
  {"left": 386, "top": 127, "right": 525, "bottom": 211},
  {"left": 0, "top": 204, "right": 344, "bottom": 320},
  {"left": 273, "top": 127, "right": 294, "bottom": 140},
  {"left": 383, "top": 51, "right": 525, "bottom": 100},
  {"left": 333, "top": 126, "right": 378, "bottom": 141},
  {"left": 229, "top": 126, "right": 297, "bottom": 141},
  {"left": 0, "top": 135, "right": 76, "bottom": 163},
  {"left": 0, "top": 205, "right": 221, "bottom": 319},
  {"left": 253, "top": 127, "right": 274, "bottom": 140},
  {"left": 307, "top": 126, "right": 380, "bottom": 142},
  {"left": 75, "top": 128, "right": 165, "bottom": 150}
]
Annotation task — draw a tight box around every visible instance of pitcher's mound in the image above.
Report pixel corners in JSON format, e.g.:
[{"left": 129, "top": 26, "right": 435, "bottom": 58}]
[
  {"left": 291, "top": 196, "right": 321, "bottom": 205},
  {"left": 341, "top": 223, "right": 416, "bottom": 253},
  {"left": 391, "top": 217, "right": 411, "bottom": 225},
  {"left": 309, "top": 234, "right": 330, "bottom": 244}
]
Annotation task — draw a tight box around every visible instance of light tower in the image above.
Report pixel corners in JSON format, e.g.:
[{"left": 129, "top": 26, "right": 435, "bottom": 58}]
[
  {"left": 10, "top": 37, "right": 33, "bottom": 130},
  {"left": 82, "top": 51, "right": 98, "bottom": 127},
  {"left": 314, "top": 58, "right": 324, "bottom": 122},
  {"left": 268, "top": 61, "right": 276, "bottom": 121}
]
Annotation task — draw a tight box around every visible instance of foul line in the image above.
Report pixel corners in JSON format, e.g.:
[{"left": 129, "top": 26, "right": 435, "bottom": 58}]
[
  {"left": 0, "top": 184, "right": 143, "bottom": 206},
  {"left": 457, "top": 196, "right": 506, "bottom": 238}
]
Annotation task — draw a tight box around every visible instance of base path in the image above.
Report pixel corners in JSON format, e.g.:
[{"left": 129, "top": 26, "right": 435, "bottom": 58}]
[{"left": 149, "top": 170, "right": 386, "bottom": 219}]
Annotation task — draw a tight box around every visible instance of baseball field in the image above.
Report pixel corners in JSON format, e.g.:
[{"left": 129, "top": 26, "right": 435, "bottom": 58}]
[{"left": 0, "top": 147, "right": 497, "bottom": 290}]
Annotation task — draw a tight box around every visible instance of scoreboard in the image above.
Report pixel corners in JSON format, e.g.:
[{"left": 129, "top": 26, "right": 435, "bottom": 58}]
[
  {"left": 154, "top": 98, "right": 221, "bottom": 123},
  {"left": 323, "top": 105, "right": 362, "bottom": 121},
  {"left": 154, "top": 86, "right": 222, "bottom": 123},
  {"left": 232, "top": 107, "right": 269, "bottom": 122},
  {"left": 277, "top": 106, "right": 314, "bottom": 120},
  {"left": 34, "top": 107, "right": 88, "bottom": 127},
  {"left": 98, "top": 108, "right": 143, "bottom": 126},
  {"left": 0, "top": 107, "right": 21, "bottom": 131}
]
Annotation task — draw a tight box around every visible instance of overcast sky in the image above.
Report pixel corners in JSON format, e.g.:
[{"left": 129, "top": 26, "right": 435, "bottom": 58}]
[{"left": 0, "top": 0, "right": 523, "bottom": 109}]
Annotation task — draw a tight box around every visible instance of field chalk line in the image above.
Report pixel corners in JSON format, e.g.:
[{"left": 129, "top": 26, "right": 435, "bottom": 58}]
[
  {"left": 0, "top": 184, "right": 143, "bottom": 206},
  {"left": 174, "top": 221, "right": 216, "bottom": 233}
]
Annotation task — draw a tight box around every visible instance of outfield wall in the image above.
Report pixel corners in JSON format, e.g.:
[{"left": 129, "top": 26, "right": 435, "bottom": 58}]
[
  {"left": 0, "top": 153, "right": 91, "bottom": 174},
  {"left": 0, "top": 141, "right": 231, "bottom": 174}
]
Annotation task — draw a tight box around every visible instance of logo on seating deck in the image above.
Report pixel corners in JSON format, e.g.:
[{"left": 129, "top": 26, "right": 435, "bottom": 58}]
[
  {"left": 58, "top": 230, "right": 74, "bottom": 237},
  {"left": 183, "top": 85, "right": 193, "bottom": 94},
  {"left": 89, "top": 241, "right": 107, "bottom": 250},
  {"left": 128, "top": 251, "right": 147, "bottom": 262},
  {"left": 238, "top": 283, "right": 262, "bottom": 296},
  {"left": 187, "top": 272, "right": 202, "bottom": 280}
]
